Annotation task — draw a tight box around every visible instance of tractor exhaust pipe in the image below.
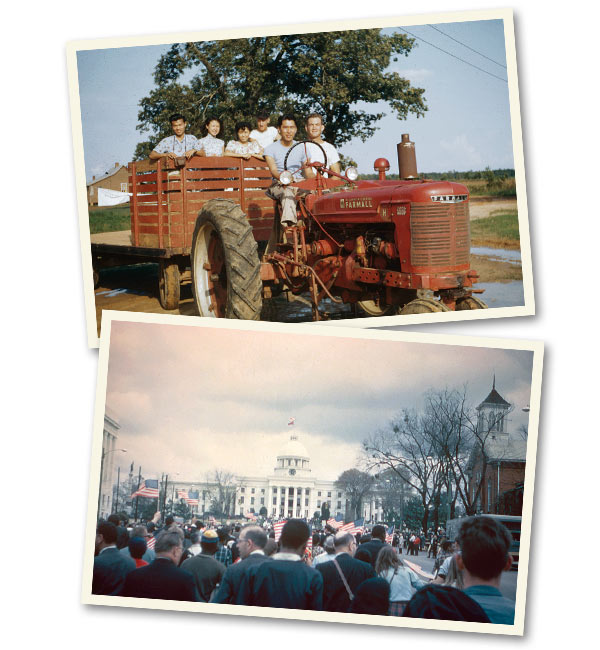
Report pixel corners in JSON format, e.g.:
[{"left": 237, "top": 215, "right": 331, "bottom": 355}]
[{"left": 397, "top": 133, "right": 418, "bottom": 180}]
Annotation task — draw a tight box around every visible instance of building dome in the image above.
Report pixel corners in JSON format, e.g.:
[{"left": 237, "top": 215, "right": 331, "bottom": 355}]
[
  {"left": 274, "top": 433, "right": 311, "bottom": 476},
  {"left": 277, "top": 434, "right": 309, "bottom": 460}
]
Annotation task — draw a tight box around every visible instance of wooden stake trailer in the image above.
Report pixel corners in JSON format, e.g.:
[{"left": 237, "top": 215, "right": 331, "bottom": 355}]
[{"left": 90, "top": 155, "right": 276, "bottom": 310}]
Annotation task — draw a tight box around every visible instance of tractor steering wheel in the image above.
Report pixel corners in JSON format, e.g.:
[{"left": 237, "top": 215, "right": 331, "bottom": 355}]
[{"left": 283, "top": 140, "right": 328, "bottom": 175}]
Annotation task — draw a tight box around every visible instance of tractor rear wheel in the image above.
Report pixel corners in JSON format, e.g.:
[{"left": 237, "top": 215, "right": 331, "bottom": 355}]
[
  {"left": 399, "top": 298, "right": 450, "bottom": 315},
  {"left": 191, "top": 199, "right": 262, "bottom": 319},
  {"left": 357, "top": 299, "right": 395, "bottom": 317},
  {"left": 158, "top": 260, "right": 181, "bottom": 310},
  {"left": 455, "top": 296, "right": 488, "bottom": 310}
]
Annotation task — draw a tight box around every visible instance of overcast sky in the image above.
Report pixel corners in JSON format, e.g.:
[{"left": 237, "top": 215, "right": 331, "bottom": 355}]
[
  {"left": 76, "top": 18, "right": 514, "bottom": 181},
  {"left": 103, "top": 321, "right": 534, "bottom": 485}
]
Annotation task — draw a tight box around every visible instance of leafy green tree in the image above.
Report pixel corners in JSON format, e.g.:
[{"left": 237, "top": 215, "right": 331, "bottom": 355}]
[
  {"left": 321, "top": 502, "right": 331, "bottom": 521},
  {"left": 174, "top": 499, "right": 192, "bottom": 520},
  {"left": 134, "top": 30, "right": 427, "bottom": 159}
]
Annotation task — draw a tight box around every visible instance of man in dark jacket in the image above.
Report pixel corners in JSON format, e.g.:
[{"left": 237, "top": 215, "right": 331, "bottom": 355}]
[
  {"left": 239, "top": 519, "right": 322, "bottom": 610},
  {"left": 93, "top": 522, "right": 136, "bottom": 595},
  {"left": 316, "top": 531, "right": 376, "bottom": 612},
  {"left": 358, "top": 524, "right": 387, "bottom": 569},
  {"left": 121, "top": 530, "right": 200, "bottom": 601},
  {"left": 180, "top": 529, "right": 226, "bottom": 602},
  {"left": 212, "top": 525, "right": 271, "bottom": 604}
]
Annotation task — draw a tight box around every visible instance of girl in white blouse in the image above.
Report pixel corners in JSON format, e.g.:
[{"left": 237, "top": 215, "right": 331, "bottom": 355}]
[
  {"left": 225, "top": 121, "right": 264, "bottom": 160},
  {"left": 196, "top": 117, "right": 225, "bottom": 156}
]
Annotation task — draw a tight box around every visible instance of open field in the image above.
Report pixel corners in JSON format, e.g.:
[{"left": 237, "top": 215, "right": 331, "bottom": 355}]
[
  {"left": 89, "top": 205, "right": 130, "bottom": 234},
  {"left": 470, "top": 208, "right": 520, "bottom": 249}
]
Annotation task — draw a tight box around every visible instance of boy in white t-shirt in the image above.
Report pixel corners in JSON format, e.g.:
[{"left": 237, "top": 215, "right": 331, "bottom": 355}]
[{"left": 249, "top": 112, "right": 281, "bottom": 149}]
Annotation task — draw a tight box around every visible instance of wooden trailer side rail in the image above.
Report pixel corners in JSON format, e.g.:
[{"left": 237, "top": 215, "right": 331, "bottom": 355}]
[{"left": 128, "top": 156, "right": 276, "bottom": 250}]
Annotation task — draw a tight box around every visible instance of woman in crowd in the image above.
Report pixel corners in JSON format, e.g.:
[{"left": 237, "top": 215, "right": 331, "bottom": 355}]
[
  {"left": 375, "top": 545, "right": 428, "bottom": 616},
  {"left": 197, "top": 117, "right": 225, "bottom": 156},
  {"left": 225, "top": 121, "right": 264, "bottom": 160}
]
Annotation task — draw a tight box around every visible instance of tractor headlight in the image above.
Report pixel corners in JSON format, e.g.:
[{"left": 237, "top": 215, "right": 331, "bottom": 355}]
[
  {"left": 345, "top": 167, "right": 359, "bottom": 181},
  {"left": 280, "top": 170, "right": 293, "bottom": 185}
]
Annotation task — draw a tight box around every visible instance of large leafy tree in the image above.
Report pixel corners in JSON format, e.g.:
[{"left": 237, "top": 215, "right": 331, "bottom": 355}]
[{"left": 134, "top": 30, "right": 427, "bottom": 159}]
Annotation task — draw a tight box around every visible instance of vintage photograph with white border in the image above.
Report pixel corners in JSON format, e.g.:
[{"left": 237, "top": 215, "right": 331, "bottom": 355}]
[
  {"left": 83, "top": 311, "right": 542, "bottom": 635},
  {"left": 67, "top": 8, "right": 534, "bottom": 348}
]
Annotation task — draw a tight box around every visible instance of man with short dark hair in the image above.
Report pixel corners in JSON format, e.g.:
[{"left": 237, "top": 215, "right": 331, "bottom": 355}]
[
  {"left": 250, "top": 111, "right": 280, "bottom": 149},
  {"left": 239, "top": 519, "right": 322, "bottom": 609},
  {"left": 180, "top": 529, "right": 226, "bottom": 602},
  {"left": 264, "top": 114, "right": 315, "bottom": 228},
  {"left": 212, "top": 525, "right": 271, "bottom": 604},
  {"left": 316, "top": 531, "right": 376, "bottom": 612},
  {"left": 358, "top": 524, "right": 387, "bottom": 569},
  {"left": 121, "top": 530, "right": 199, "bottom": 601},
  {"left": 107, "top": 514, "right": 129, "bottom": 549},
  {"left": 456, "top": 516, "right": 515, "bottom": 625},
  {"left": 93, "top": 522, "right": 136, "bottom": 595},
  {"left": 149, "top": 114, "right": 201, "bottom": 161}
]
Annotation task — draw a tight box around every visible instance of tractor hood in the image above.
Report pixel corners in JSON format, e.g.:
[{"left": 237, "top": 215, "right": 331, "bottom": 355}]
[{"left": 308, "top": 179, "right": 469, "bottom": 224}]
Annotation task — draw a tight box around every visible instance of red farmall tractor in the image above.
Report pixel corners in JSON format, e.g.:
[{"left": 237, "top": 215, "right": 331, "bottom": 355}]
[{"left": 190, "top": 134, "right": 486, "bottom": 320}]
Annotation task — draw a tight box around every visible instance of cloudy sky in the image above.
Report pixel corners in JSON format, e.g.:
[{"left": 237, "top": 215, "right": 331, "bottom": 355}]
[
  {"left": 76, "top": 18, "right": 514, "bottom": 181},
  {"left": 103, "top": 321, "right": 534, "bottom": 485}
]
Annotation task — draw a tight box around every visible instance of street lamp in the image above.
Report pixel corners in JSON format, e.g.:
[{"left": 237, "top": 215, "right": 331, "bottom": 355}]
[{"left": 98, "top": 447, "right": 127, "bottom": 520}]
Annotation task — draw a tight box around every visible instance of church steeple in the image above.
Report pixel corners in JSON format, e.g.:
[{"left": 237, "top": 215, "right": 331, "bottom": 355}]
[{"left": 477, "top": 378, "right": 511, "bottom": 435}]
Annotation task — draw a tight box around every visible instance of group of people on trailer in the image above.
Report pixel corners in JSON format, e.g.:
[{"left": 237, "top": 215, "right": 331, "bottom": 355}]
[{"left": 150, "top": 111, "right": 342, "bottom": 228}]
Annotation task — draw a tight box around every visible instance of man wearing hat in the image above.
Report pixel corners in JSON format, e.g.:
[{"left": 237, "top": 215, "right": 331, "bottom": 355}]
[{"left": 180, "top": 529, "right": 226, "bottom": 602}]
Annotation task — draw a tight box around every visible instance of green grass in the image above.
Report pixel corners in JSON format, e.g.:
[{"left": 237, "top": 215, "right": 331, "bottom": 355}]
[
  {"left": 470, "top": 210, "right": 520, "bottom": 249},
  {"left": 88, "top": 205, "right": 131, "bottom": 234}
]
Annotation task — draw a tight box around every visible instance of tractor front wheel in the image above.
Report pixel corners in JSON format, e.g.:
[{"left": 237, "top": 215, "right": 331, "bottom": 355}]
[
  {"left": 455, "top": 296, "right": 488, "bottom": 310},
  {"left": 191, "top": 199, "right": 262, "bottom": 319},
  {"left": 399, "top": 298, "right": 450, "bottom": 315},
  {"left": 357, "top": 299, "right": 395, "bottom": 317}
]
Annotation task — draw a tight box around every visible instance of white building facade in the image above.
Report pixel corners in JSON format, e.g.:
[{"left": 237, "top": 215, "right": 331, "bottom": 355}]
[{"left": 99, "top": 411, "right": 120, "bottom": 520}]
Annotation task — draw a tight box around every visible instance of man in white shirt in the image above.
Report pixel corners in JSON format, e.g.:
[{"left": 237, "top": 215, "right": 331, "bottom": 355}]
[
  {"left": 305, "top": 113, "right": 341, "bottom": 175},
  {"left": 149, "top": 113, "right": 200, "bottom": 161},
  {"left": 250, "top": 111, "right": 281, "bottom": 149}
]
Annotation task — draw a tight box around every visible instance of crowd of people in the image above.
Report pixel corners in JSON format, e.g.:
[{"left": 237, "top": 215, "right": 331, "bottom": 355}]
[{"left": 93, "top": 513, "right": 515, "bottom": 625}]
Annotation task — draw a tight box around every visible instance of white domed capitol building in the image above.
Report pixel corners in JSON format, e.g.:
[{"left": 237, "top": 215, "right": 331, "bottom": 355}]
[{"left": 233, "top": 432, "right": 348, "bottom": 519}]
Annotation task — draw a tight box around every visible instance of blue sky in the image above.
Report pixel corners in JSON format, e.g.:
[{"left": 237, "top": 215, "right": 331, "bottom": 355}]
[{"left": 77, "top": 19, "right": 515, "bottom": 181}]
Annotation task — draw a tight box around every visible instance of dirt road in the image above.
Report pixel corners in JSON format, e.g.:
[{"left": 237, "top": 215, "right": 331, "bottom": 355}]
[{"left": 469, "top": 197, "right": 517, "bottom": 219}]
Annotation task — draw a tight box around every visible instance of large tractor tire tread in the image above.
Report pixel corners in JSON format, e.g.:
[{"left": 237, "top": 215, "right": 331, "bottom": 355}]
[
  {"left": 455, "top": 296, "right": 488, "bottom": 310},
  {"left": 191, "top": 199, "right": 262, "bottom": 320}
]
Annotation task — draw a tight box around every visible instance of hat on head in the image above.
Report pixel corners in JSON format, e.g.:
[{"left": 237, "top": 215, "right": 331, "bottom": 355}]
[{"left": 201, "top": 529, "right": 219, "bottom": 544}]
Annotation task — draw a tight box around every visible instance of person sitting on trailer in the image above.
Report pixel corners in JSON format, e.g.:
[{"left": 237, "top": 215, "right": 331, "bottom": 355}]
[
  {"left": 225, "top": 121, "right": 265, "bottom": 160},
  {"left": 149, "top": 113, "right": 201, "bottom": 161},
  {"left": 264, "top": 113, "right": 315, "bottom": 228},
  {"left": 249, "top": 111, "right": 280, "bottom": 149},
  {"left": 196, "top": 116, "right": 225, "bottom": 157}
]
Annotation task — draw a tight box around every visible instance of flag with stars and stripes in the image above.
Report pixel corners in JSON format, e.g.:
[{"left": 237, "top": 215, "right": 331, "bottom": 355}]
[
  {"left": 386, "top": 525, "right": 394, "bottom": 544},
  {"left": 132, "top": 479, "right": 159, "bottom": 499},
  {"left": 186, "top": 490, "right": 199, "bottom": 506},
  {"left": 273, "top": 520, "right": 287, "bottom": 542},
  {"left": 177, "top": 489, "right": 189, "bottom": 501}
]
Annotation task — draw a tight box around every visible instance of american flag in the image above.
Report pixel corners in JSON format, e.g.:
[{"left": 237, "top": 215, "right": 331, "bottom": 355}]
[
  {"left": 341, "top": 518, "right": 365, "bottom": 535},
  {"left": 186, "top": 490, "right": 199, "bottom": 506},
  {"left": 288, "top": 417, "right": 295, "bottom": 426},
  {"left": 386, "top": 525, "right": 395, "bottom": 544},
  {"left": 177, "top": 489, "right": 189, "bottom": 501},
  {"left": 146, "top": 534, "right": 156, "bottom": 550},
  {"left": 247, "top": 511, "right": 257, "bottom": 520},
  {"left": 132, "top": 479, "right": 159, "bottom": 499},
  {"left": 327, "top": 514, "right": 344, "bottom": 529},
  {"left": 273, "top": 520, "right": 287, "bottom": 542}
]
